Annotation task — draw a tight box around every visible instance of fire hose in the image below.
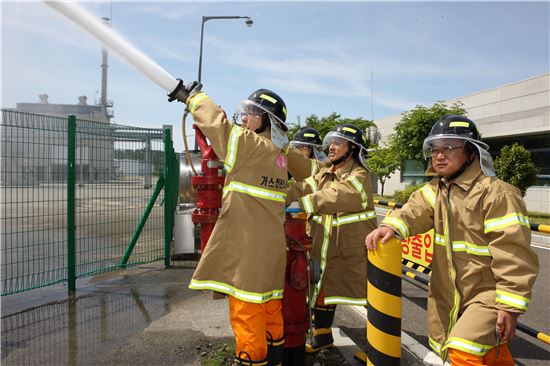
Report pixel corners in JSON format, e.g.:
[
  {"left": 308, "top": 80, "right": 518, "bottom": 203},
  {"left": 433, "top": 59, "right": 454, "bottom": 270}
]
[{"left": 181, "top": 110, "right": 197, "bottom": 176}]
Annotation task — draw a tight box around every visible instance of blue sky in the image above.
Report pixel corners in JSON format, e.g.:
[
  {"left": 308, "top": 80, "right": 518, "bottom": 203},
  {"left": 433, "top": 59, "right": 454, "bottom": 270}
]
[{"left": 2, "top": 1, "right": 549, "bottom": 152}]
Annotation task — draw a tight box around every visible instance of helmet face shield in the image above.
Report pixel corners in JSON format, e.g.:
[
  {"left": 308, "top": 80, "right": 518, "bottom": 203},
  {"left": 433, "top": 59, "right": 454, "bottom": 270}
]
[
  {"left": 322, "top": 131, "right": 359, "bottom": 150},
  {"left": 422, "top": 135, "right": 489, "bottom": 159},
  {"left": 235, "top": 99, "right": 288, "bottom": 132},
  {"left": 423, "top": 115, "right": 495, "bottom": 177},
  {"left": 323, "top": 131, "right": 368, "bottom": 168},
  {"left": 313, "top": 148, "right": 327, "bottom": 162},
  {"left": 240, "top": 100, "right": 265, "bottom": 116},
  {"left": 233, "top": 100, "right": 267, "bottom": 126},
  {"left": 290, "top": 141, "right": 327, "bottom": 161},
  {"left": 233, "top": 98, "right": 289, "bottom": 150},
  {"left": 422, "top": 135, "right": 495, "bottom": 176},
  {"left": 289, "top": 141, "right": 318, "bottom": 148}
]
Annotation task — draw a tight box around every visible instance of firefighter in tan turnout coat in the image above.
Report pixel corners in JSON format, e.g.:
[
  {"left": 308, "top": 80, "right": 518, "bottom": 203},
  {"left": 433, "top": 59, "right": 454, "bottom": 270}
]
[
  {"left": 287, "top": 124, "right": 377, "bottom": 353},
  {"left": 174, "top": 81, "right": 290, "bottom": 366},
  {"left": 366, "top": 115, "right": 539, "bottom": 365}
]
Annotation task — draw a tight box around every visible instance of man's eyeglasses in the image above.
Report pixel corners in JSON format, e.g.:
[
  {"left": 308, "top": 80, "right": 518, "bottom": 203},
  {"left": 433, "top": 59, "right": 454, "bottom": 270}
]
[
  {"left": 427, "top": 143, "right": 465, "bottom": 157},
  {"left": 232, "top": 112, "right": 262, "bottom": 126}
]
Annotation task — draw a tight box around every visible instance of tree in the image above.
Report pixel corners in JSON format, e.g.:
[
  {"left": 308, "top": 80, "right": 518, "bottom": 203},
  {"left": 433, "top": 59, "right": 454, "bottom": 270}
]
[
  {"left": 494, "top": 143, "right": 538, "bottom": 197},
  {"left": 287, "top": 112, "right": 377, "bottom": 147},
  {"left": 388, "top": 101, "right": 467, "bottom": 168},
  {"left": 366, "top": 147, "right": 401, "bottom": 195}
]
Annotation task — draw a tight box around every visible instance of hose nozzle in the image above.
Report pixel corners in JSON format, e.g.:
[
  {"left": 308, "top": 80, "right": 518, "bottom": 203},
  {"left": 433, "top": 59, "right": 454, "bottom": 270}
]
[{"left": 167, "top": 78, "right": 187, "bottom": 103}]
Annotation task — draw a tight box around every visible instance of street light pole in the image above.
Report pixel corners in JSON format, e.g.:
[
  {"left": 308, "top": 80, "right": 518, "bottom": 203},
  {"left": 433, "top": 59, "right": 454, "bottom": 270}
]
[
  {"left": 198, "top": 15, "right": 253, "bottom": 82},
  {"left": 193, "top": 15, "right": 253, "bottom": 150}
]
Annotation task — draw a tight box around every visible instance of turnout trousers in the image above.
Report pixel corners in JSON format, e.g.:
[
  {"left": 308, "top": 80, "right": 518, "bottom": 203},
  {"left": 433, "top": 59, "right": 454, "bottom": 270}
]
[{"left": 229, "top": 296, "right": 284, "bottom": 362}]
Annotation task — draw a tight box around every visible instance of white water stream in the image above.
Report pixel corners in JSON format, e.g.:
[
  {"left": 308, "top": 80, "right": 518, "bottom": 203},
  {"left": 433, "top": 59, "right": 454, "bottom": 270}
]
[{"left": 44, "top": 1, "right": 179, "bottom": 94}]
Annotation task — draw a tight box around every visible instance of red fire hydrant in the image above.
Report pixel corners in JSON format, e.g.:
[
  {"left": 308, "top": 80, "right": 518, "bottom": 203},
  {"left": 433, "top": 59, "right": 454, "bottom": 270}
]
[
  {"left": 282, "top": 212, "right": 312, "bottom": 365},
  {"left": 191, "top": 125, "right": 225, "bottom": 253}
]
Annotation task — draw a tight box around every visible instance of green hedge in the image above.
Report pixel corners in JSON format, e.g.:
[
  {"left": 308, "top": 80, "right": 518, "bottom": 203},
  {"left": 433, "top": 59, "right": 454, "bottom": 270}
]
[{"left": 394, "top": 182, "right": 425, "bottom": 204}]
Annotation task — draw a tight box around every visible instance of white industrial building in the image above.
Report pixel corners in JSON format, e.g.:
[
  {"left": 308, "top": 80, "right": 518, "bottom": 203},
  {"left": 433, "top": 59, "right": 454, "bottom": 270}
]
[{"left": 374, "top": 73, "right": 549, "bottom": 213}]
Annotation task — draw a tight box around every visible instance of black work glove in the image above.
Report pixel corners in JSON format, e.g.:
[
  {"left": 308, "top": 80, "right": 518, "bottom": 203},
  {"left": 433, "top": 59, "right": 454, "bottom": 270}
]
[{"left": 167, "top": 79, "right": 203, "bottom": 103}]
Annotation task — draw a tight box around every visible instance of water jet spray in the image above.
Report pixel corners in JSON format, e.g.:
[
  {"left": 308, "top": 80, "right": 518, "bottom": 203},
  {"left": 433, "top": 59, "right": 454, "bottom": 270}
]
[{"left": 44, "top": 1, "right": 181, "bottom": 97}]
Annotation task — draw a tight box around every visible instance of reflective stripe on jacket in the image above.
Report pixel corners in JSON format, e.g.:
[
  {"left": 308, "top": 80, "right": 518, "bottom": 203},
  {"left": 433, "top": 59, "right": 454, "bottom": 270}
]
[
  {"left": 287, "top": 156, "right": 377, "bottom": 306},
  {"left": 380, "top": 159, "right": 539, "bottom": 359},
  {"left": 187, "top": 94, "right": 287, "bottom": 304}
]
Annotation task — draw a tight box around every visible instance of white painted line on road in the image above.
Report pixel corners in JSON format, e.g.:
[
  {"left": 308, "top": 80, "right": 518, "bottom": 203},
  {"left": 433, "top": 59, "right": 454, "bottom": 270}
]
[
  {"left": 351, "top": 305, "right": 450, "bottom": 366},
  {"left": 532, "top": 244, "right": 550, "bottom": 250}
]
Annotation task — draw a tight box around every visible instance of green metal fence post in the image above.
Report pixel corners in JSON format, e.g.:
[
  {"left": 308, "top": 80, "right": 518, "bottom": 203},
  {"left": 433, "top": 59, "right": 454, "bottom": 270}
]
[
  {"left": 170, "top": 143, "right": 179, "bottom": 238},
  {"left": 67, "top": 115, "right": 76, "bottom": 293},
  {"left": 163, "top": 128, "right": 172, "bottom": 268},
  {"left": 171, "top": 146, "right": 179, "bottom": 253}
]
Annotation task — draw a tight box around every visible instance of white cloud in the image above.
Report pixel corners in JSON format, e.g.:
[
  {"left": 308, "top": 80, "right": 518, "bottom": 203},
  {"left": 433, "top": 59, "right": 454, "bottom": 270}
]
[{"left": 3, "top": 3, "right": 101, "bottom": 51}]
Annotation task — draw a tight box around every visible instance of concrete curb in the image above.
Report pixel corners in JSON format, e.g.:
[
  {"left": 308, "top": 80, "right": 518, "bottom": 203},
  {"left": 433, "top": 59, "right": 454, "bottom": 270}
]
[{"left": 332, "top": 327, "right": 363, "bottom": 364}]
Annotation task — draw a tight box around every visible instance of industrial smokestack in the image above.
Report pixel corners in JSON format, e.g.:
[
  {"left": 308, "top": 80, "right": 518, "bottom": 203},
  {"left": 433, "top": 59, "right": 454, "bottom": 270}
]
[
  {"left": 100, "top": 17, "right": 110, "bottom": 119},
  {"left": 38, "top": 94, "right": 49, "bottom": 104}
]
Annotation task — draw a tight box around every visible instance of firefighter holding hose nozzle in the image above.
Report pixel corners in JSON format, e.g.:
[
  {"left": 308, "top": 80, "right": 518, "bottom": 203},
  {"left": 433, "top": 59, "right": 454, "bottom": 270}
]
[{"left": 169, "top": 81, "right": 290, "bottom": 365}]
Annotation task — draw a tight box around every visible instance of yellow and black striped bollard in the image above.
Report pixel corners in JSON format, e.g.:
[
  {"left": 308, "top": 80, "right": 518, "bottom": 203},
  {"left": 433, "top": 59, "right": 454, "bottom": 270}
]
[
  {"left": 366, "top": 237, "right": 402, "bottom": 365},
  {"left": 356, "top": 238, "right": 402, "bottom": 364}
]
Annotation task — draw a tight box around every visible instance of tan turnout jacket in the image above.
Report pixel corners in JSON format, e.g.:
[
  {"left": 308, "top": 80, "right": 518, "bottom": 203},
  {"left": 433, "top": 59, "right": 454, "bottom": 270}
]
[
  {"left": 381, "top": 159, "right": 539, "bottom": 359},
  {"left": 286, "top": 150, "right": 324, "bottom": 236},
  {"left": 187, "top": 93, "right": 287, "bottom": 304},
  {"left": 287, "top": 149, "right": 376, "bottom": 306}
]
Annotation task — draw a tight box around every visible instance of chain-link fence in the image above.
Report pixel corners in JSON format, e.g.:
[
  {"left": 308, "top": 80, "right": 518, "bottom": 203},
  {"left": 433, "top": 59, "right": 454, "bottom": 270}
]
[{"left": 1, "top": 110, "right": 178, "bottom": 295}]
